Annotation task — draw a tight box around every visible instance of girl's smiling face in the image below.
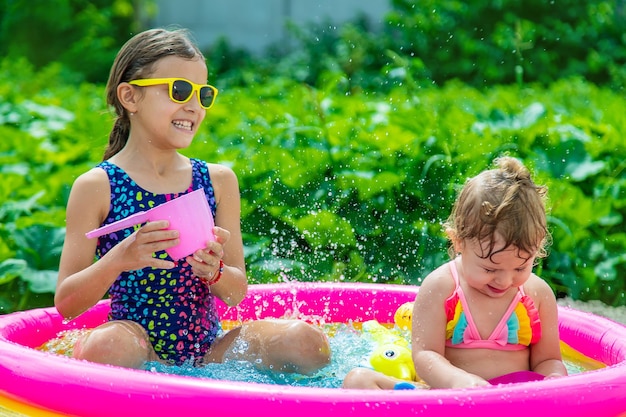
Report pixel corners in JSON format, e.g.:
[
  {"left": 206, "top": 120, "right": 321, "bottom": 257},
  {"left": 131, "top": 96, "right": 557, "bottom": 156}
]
[
  {"left": 129, "top": 55, "right": 209, "bottom": 150},
  {"left": 457, "top": 234, "right": 537, "bottom": 298}
]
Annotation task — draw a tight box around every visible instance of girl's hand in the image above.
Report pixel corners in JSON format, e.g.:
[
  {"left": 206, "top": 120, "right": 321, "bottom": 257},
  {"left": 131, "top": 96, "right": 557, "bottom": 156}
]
[
  {"left": 450, "top": 373, "right": 490, "bottom": 389},
  {"left": 110, "top": 220, "right": 179, "bottom": 271},
  {"left": 187, "top": 226, "right": 231, "bottom": 281}
]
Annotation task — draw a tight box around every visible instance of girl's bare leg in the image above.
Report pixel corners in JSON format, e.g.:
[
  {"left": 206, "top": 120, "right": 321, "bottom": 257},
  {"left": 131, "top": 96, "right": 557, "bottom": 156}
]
[
  {"left": 72, "top": 320, "right": 158, "bottom": 369},
  {"left": 204, "top": 319, "right": 331, "bottom": 375}
]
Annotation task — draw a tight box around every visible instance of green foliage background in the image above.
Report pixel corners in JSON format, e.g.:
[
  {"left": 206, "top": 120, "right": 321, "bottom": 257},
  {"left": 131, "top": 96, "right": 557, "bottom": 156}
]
[{"left": 1, "top": 0, "right": 625, "bottom": 314}]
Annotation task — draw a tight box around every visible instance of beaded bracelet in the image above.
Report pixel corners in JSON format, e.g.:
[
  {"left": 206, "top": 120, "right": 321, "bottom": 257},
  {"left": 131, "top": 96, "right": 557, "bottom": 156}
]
[{"left": 207, "top": 259, "right": 224, "bottom": 286}]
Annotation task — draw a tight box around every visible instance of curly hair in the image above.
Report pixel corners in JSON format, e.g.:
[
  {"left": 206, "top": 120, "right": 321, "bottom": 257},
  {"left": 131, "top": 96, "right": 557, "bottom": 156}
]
[{"left": 444, "top": 156, "right": 550, "bottom": 262}]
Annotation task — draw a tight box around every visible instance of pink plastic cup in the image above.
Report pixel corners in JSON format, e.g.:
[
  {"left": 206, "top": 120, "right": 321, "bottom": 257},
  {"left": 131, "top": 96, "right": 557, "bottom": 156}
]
[{"left": 85, "top": 188, "right": 215, "bottom": 261}]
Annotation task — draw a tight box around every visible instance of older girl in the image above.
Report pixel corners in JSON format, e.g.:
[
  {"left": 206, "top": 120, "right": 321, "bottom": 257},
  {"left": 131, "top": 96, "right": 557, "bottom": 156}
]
[{"left": 55, "top": 28, "right": 330, "bottom": 374}]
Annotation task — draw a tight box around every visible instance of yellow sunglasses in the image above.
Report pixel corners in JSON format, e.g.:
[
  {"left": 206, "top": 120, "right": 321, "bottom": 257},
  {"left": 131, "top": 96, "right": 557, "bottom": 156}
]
[{"left": 129, "top": 78, "right": 218, "bottom": 109}]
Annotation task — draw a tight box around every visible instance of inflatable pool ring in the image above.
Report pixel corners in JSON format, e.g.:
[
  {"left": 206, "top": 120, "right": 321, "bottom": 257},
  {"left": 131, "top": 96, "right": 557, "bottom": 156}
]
[
  {"left": 362, "top": 320, "right": 415, "bottom": 380},
  {"left": 1, "top": 282, "right": 626, "bottom": 417}
]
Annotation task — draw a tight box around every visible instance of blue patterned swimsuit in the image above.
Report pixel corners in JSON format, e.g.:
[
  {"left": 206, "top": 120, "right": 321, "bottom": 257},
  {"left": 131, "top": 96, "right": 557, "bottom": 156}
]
[{"left": 96, "top": 158, "right": 221, "bottom": 365}]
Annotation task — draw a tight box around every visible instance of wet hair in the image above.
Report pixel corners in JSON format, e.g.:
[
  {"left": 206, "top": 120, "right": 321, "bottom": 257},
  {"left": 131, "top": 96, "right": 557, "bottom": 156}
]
[
  {"left": 103, "top": 28, "right": 205, "bottom": 160},
  {"left": 444, "top": 156, "right": 550, "bottom": 262}
]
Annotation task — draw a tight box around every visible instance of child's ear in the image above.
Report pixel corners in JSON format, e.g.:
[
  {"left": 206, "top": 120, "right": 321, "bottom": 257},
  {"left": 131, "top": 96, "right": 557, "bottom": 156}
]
[
  {"left": 453, "top": 239, "right": 464, "bottom": 255},
  {"left": 117, "top": 82, "right": 139, "bottom": 114}
]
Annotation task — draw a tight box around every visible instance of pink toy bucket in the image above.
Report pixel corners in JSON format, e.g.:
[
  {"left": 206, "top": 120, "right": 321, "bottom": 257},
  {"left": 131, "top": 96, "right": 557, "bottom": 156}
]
[{"left": 85, "top": 188, "right": 215, "bottom": 260}]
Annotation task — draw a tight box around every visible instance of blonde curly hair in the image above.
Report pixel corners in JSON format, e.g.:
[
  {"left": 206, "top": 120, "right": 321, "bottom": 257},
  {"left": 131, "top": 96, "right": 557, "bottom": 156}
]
[{"left": 444, "top": 156, "right": 550, "bottom": 262}]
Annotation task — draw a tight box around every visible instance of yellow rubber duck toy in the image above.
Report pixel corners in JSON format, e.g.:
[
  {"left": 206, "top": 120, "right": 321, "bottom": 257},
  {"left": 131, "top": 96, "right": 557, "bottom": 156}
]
[
  {"left": 362, "top": 318, "right": 415, "bottom": 381},
  {"left": 369, "top": 343, "right": 415, "bottom": 380}
]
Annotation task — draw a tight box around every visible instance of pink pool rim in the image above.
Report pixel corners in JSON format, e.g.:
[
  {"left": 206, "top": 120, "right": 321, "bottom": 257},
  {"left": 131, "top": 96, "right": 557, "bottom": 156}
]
[{"left": 1, "top": 282, "right": 626, "bottom": 417}]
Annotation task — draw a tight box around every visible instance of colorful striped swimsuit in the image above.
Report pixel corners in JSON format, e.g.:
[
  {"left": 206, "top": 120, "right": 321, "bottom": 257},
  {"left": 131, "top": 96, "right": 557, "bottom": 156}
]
[
  {"left": 445, "top": 261, "right": 541, "bottom": 351},
  {"left": 95, "top": 159, "right": 220, "bottom": 365}
]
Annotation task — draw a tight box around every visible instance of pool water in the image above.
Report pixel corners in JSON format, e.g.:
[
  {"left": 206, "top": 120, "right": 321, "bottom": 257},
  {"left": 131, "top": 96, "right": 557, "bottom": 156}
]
[
  {"left": 40, "top": 321, "right": 601, "bottom": 388},
  {"left": 145, "top": 323, "right": 372, "bottom": 388}
]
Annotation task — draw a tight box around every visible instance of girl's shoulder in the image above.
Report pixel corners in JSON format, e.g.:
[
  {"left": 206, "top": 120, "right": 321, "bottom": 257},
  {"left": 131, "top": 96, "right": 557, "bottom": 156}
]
[
  {"left": 206, "top": 162, "right": 239, "bottom": 187},
  {"left": 523, "top": 273, "right": 552, "bottom": 293},
  {"left": 205, "top": 162, "right": 236, "bottom": 177},
  {"left": 419, "top": 261, "right": 456, "bottom": 299},
  {"left": 522, "top": 273, "right": 557, "bottom": 308},
  {"left": 72, "top": 165, "right": 111, "bottom": 190},
  {"left": 67, "top": 167, "right": 111, "bottom": 223}
]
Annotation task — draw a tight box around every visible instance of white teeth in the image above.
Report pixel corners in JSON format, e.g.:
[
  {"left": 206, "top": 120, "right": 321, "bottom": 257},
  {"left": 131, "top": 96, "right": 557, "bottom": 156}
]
[{"left": 172, "top": 120, "right": 192, "bottom": 130}]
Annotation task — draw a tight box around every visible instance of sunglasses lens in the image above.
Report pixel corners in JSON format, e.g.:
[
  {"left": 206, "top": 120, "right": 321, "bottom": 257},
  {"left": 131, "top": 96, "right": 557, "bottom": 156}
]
[
  {"left": 199, "top": 87, "right": 216, "bottom": 108},
  {"left": 171, "top": 80, "right": 193, "bottom": 102}
]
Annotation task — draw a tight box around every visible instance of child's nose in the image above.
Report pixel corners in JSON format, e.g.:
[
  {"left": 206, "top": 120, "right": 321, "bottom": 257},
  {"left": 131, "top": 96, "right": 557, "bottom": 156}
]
[{"left": 494, "top": 272, "right": 514, "bottom": 287}]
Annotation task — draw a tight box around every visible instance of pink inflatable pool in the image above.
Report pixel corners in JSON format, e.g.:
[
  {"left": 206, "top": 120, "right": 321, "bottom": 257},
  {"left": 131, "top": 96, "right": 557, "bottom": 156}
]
[{"left": 1, "top": 282, "right": 626, "bottom": 417}]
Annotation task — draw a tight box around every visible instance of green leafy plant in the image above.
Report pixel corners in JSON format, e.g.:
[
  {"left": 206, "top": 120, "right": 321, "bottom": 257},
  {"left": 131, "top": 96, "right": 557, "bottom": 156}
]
[
  {"left": 0, "top": 0, "right": 157, "bottom": 82},
  {"left": 183, "top": 74, "right": 626, "bottom": 306}
]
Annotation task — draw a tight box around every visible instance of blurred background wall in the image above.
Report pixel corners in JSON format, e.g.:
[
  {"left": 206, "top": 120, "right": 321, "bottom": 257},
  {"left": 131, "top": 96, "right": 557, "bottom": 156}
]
[{"left": 152, "top": 0, "right": 389, "bottom": 54}]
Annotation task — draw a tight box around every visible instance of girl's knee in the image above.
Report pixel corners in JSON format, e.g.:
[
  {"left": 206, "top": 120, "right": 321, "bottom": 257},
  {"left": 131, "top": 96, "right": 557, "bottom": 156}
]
[
  {"left": 73, "top": 321, "right": 154, "bottom": 368},
  {"left": 284, "top": 321, "right": 331, "bottom": 373},
  {"left": 230, "top": 320, "right": 331, "bottom": 375}
]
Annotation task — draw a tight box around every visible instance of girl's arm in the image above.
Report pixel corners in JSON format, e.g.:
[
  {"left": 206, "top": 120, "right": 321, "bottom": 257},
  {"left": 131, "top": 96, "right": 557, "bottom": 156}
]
[
  {"left": 55, "top": 168, "right": 179, "bottom": 319},
  {"left": 527, "top": 276, "right": 569, "bottom": 378},
  {"left": 411, "top": 265, "right": 491, "bottom": 389}
]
